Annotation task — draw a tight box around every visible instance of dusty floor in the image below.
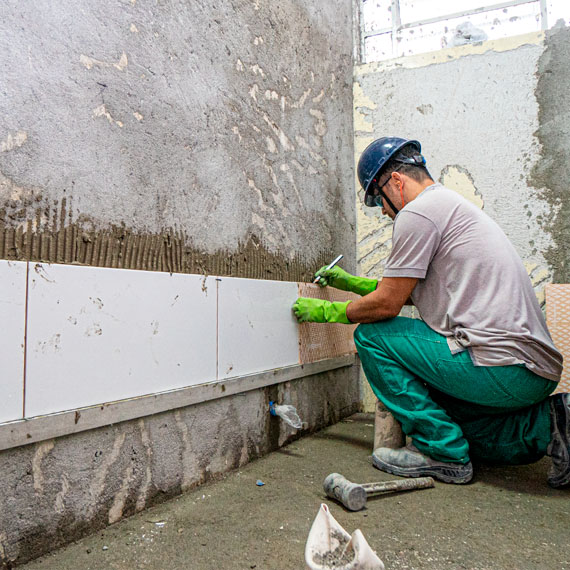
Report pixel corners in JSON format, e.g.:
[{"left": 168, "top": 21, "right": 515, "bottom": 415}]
[{"left": 22, "top": 414, "right": 569, "bottom": 570}]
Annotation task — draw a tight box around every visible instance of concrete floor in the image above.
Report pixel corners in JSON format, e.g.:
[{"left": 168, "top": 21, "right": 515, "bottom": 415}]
[{"left": 22, "top": 414, "right": 569, "bottom": 570}]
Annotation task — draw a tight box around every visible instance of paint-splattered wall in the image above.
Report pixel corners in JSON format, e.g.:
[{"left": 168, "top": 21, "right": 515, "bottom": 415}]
[
  {"left": 354, "top": 28, "right": 570, "bottom": 305},
  {"left": 0, "top": 0, "right": 356, "bottom": 281}
]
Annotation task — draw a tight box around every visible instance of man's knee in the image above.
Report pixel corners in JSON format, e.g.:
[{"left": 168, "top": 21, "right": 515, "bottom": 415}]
[
  {"left": 354, "top": 322, "right": 398, "bottom": 361},
  {"left": 354, "top": 322, "right": 373, "bottom": 345}
]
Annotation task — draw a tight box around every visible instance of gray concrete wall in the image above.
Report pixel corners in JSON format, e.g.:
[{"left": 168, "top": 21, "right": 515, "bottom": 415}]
[
  {"left": 354, "top": 28, "right": 570, "bottom": 306},
  {"left": 0, "top": 0, "right": 355, "bottom": 280},
  {"left": 0, "top": 1, "right": 357, "bottom": 566},
  {"left": 531, "top": 25, "right": 570, "bottom": 283},
  {"left": 0, "top": 365, "right": 360, "bottom": 567}
]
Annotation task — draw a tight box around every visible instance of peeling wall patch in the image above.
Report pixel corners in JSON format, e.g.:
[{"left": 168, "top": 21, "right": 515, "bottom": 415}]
[
  {"left": 1, "top": 131, "right": 28, "bottom": 152},
  {"left": 93, "top": 105, "right": 124, "bottom": 128},
  {"left": 32, "top": 440, "right": 55, "bottom": 494},
  {"left": 439, "top": 165, "right": 483, "bottom": 209},
  {"left": 80, "top": 52, "right": 128, "bottom": 71}
]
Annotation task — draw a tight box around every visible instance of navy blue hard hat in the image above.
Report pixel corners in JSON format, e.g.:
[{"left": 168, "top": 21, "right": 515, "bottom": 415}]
[{"left": 357, "top": 137, "right": 422, "bottom": 195}]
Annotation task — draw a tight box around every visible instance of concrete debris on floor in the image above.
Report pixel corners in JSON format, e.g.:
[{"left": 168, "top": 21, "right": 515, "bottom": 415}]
[{"left": 21, "top": 414, "right": 569, "bottom": 570}]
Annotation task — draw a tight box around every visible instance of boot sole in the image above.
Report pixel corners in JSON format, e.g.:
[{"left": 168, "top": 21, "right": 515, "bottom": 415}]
[
  {"left": 548, "top": 394, "right": 570, "bottom": 489},
  {"left": 372, "top": 454, "right": 473, "bottom": 485}
]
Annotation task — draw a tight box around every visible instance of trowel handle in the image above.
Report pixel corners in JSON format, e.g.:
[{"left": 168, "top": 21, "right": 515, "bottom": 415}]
[{"left": 362, "top": 476, "right": 434, "bottom": 496}]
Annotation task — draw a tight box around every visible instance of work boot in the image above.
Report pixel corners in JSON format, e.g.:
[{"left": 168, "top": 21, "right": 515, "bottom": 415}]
[
  {"left": 372, "top": 443, "right": 473, "bottom": 484},
  {"left": 547, "top": 393, "right": 570, "bottom": 488}
]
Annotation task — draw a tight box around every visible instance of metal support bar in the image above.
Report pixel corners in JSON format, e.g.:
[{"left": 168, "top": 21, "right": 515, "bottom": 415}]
[
  {"left": 0, "top": 355, "right": 356, "bottom": 452},
  {"left": 539, "top": 0, "right": 548, "bottom": 30},
  {"left": 354, "top": 0, "right": 364, "bottom": 66},
  {"left": 391, "top": 0, "right": 401, "bottom": 59}
]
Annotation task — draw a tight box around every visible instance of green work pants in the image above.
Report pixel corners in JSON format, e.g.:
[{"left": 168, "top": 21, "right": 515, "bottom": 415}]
[{"left": 354, "top": 317, "right": 557, "bottom": 465}]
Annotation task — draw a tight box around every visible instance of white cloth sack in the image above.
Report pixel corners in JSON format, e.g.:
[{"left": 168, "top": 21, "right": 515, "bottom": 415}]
[{"left": 305, "top": 503, "right": 384, "bottom": 570}]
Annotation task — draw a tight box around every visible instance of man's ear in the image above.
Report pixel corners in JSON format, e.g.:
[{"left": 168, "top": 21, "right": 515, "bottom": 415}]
[{"left": 391, "top": 171, "right": 404, "bottom": 188}]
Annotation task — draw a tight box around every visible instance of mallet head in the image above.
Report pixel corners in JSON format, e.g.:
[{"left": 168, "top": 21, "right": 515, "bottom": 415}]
[{"left": 323, "top": 472, "right": 367, "bottom": 511}]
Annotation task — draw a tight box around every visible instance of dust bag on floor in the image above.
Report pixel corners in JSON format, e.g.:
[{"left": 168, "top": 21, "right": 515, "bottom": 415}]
[{"left": 305, "top": 503, "right": 384, "bottom": 570}]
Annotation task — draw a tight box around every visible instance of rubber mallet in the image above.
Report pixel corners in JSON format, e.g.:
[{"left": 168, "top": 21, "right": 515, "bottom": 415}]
[{"left": 323, "top": 472, "right": 435, "bottom": 511}]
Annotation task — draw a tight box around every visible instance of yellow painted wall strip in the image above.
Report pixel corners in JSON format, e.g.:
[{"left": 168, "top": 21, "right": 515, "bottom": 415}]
[{"left": 356, "top": 31, "right": 544, "bottom": 75}]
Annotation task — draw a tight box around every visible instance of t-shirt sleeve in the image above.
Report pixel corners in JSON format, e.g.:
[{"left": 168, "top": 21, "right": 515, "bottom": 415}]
[{"left": 383, "top": 211, "right": 441, "bottom": 279}]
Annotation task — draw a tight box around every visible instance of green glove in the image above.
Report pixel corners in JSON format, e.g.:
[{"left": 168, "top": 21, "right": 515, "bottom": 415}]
[
  {"left": 292, "top": 298, "right": 352, "bottom": 324},
  {"left": 314, "top": 265, "right": 377, "bottom": 296}
]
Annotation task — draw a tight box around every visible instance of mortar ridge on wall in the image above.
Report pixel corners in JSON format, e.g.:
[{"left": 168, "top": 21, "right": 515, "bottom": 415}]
[{"left": 0, "top": 215, "right": 336, "bottom": 283}]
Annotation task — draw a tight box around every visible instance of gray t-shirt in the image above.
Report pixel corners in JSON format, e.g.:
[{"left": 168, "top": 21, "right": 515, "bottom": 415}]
[{"left": 384, "top": 183, "right": 563, "bottom": 382}]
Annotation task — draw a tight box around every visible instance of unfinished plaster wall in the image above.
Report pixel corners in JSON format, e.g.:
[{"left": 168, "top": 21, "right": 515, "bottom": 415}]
[
  {"left": 354, "top": 27, "right": 570, "bottom": 411},
  {"left": 0, "top": 0, "right": 355, "bottom": 280},
  {"left": 0, "top": 1, "right": 358, "bottom": 566},
  {"left": 531, "top": 25, "right": 570, "bottom": 283},
  {"left": 354, "top": 30, "right": 570, "bottom": 303}
]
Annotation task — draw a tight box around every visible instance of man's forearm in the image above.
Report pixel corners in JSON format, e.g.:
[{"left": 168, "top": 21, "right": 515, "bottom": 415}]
[
  {"left": 346, "top": 294, "right": 399, "bottom": 323},
  {"left": 345, "top": 276, "right": 418, "bottom": 323}
]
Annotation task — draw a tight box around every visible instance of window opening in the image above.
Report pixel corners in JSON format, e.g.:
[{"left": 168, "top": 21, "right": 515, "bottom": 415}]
[{"left": 360, "top": 0, "right": 570, "bottom": 63}]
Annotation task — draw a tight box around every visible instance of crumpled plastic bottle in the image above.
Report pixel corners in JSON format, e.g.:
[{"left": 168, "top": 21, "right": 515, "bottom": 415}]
[{"left": 269, "top": 401, "right": 303, "bottom": 429}]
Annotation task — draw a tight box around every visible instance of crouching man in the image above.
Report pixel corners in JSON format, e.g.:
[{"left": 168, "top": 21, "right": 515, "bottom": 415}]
[{"left": 293, "top": 137, "right": 568, "bottom": 487}]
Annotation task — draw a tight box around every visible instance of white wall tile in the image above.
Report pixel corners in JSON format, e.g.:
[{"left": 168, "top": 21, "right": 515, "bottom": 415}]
[
  {"left": 0, "top": 261, "right": 26, "bottom": 423},
  {"left": 217, "top": 277, "right": 300, "bottom": 379},
  {"left": 25, "top": 263, "right": 217, "bottom": 417}
]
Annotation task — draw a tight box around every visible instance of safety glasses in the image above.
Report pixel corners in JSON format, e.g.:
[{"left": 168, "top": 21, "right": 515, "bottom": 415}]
[
  {"left": 364, "top": 163, "right": 404, "bottom": 209},
  {"left": 364, "top": 177, "right": 391, "bottom": 208},
  {"left": 363, "top": 155, "right": 425, "bottom": 211}
]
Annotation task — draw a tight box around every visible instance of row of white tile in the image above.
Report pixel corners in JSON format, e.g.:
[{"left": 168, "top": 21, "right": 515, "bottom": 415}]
[{"left": 0, "top": 261, "right": 301, "bottom": 423}]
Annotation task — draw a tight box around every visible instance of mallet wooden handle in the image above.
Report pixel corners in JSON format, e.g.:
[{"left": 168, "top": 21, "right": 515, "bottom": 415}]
[{"left": 361, "top": 476, "right": 434, "bottom": 495}]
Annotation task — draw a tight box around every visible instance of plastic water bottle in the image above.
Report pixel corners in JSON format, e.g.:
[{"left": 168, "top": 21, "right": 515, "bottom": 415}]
[{"left": 269, "top": 401, "right": 303, "bottom": 429}]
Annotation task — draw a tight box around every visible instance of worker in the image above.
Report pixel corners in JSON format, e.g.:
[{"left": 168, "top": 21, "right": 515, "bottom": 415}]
[{"left": 292, "top": 137, "right": 569, "bottom": 487}]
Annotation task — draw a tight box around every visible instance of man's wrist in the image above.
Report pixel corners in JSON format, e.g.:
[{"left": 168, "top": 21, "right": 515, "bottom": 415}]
[
  {"left": 324, "top": 300, "right": 352, "bottom": 324},
  {"left": 350, "top": 276, "right": 378, "bottom": 297}
]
